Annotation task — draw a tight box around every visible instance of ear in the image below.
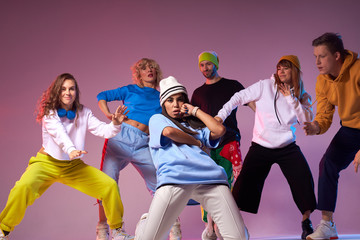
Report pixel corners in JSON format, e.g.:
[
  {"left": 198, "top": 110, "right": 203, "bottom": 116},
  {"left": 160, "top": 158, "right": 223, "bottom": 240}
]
[{"left": 334, "top": 52, "right": 341, "bottom": 61}]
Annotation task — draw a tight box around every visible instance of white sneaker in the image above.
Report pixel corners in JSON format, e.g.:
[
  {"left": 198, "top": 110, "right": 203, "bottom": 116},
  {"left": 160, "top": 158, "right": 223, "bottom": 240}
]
[
  {"left": 306, "top": 220, "right": 338, "bottom": 240},
  {"left": 135, "top": 213, "right": 148, "bottom": 239},
  {"left": 96, "top": 222, "right": 109, "bottom": 240},
  {"left": 112, "top": 226, "right": 135, "bottom": 240},
  {"left": 202, "top": 226, "right": 217, "bottom": 240},
  {"left": 0, "top": 229, "right": 9, "bottom": 240},
  {"left": 169, "top": 217, "right": 182, "bottom": 240},
  {"left": 214, "top": 224, "right": 224, "bottom": 240}
]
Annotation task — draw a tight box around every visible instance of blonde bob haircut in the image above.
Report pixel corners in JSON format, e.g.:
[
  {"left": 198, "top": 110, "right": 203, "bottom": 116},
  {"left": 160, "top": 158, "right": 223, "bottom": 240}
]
[{"left": 131, "top": 58, "right": 163, "bottom": 88}]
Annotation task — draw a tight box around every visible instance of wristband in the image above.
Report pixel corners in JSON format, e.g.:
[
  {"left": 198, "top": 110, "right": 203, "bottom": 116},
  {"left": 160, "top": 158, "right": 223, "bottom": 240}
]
[{"left": 191, "top": 106, "right": 199, "bottom": 116}]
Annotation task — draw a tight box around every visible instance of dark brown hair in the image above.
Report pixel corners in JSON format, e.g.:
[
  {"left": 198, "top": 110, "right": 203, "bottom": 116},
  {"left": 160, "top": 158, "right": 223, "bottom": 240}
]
[
  {"left": 312, "top": 32, "right": 348, "bottom": 62},
  {"left": 36, "top": 73, "right": 83, "bottom": 123}
]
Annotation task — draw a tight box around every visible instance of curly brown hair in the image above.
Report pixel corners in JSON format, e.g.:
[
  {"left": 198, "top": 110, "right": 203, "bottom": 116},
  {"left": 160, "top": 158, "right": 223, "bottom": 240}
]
[{"left": 36, "top": 73, "right": 83, "bottom": 123}]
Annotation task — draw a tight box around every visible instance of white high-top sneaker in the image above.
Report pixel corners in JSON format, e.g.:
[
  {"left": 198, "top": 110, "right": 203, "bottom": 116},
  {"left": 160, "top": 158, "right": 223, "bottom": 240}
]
[
  {"left": 306, "top": 220, "right": 338, "bottom": 240},
  {"left": 96, "top": 222, "right": 110, "bottom": 240},
  {"left": 134, "top": 213, "right": 148, "bottom": 240},
  {"left": 169, "top": 217, "right": 182, "bottom": 240},
  {"left": 112, "top": 226, "right": 135, "bottom": 240},
  {"left": 201, "top": 221, "right": 217, "bottom": 240}
]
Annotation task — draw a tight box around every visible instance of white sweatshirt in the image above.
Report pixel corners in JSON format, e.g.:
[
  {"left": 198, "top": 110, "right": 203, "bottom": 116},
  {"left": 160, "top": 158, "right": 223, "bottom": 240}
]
[
  {"left": 42, "top": 107, "right": 121, "bottom": 160},
  {"left": 217, "top": 76, "right": 313, "bottom": 149}
]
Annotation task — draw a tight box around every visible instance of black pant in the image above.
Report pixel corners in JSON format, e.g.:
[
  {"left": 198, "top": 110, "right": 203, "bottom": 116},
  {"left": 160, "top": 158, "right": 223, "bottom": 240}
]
[
  {"left": 232, "top": 142, "right": 316, "bottom": 214},
  {"left": 318, "top": 126, "right": 360, "bottom": 212}
]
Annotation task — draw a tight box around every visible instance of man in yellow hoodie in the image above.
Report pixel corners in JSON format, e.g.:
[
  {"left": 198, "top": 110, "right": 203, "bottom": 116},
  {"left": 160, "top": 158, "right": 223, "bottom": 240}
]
[{"left": 304, "top": 32, "right": 360, "bottom": 240}]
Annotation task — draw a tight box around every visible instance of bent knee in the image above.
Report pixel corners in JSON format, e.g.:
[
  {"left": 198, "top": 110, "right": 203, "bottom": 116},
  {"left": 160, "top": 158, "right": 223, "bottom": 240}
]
[{"left": 103, "top": 177, "right": 119, "bottom": 192}]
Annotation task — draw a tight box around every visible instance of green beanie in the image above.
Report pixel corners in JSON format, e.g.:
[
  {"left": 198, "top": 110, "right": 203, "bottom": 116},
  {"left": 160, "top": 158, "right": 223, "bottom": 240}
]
[{"left": 198, "top": 51, "right": 219, "bottom": 70}]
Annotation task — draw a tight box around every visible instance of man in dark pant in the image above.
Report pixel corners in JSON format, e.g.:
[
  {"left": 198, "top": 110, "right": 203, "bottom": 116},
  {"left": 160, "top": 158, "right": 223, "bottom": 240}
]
[
  {"left": 304, "top": 32, "right": 360, "bottom": 240},
  {"left": 191, "top": 51, "right": 255, "bottom": 240}
]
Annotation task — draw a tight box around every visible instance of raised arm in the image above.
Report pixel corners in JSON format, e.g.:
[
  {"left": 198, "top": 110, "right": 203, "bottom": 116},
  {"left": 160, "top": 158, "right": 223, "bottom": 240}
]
[{"left": 181, "top": 103, "right": 225, "bottom": 140}]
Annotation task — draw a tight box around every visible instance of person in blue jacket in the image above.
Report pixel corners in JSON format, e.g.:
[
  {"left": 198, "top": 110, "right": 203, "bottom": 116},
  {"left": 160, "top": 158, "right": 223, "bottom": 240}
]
[
  {"left": 95, "top": 58, "right": 181, "bottom": 240},
  {"left": 134, "top": 76, "right": 249, "bottom": 240}
]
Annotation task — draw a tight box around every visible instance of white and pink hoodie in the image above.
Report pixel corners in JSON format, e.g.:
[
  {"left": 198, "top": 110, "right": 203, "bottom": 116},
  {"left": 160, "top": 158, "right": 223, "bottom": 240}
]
[{"left": 217, "top": 75, "right": 313, "bottom": 149}]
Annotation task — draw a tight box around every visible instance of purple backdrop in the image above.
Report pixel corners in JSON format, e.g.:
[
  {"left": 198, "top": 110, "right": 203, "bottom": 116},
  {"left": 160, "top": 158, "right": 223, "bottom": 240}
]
[{"left": 1, "top": 1, "right": 359, "bottom": 239}]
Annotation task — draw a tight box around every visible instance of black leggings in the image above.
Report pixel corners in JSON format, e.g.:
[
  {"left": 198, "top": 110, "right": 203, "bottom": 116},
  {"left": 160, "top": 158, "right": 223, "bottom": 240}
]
[{"left": 232, "top": 142, "right": 316, "bottom": 214}]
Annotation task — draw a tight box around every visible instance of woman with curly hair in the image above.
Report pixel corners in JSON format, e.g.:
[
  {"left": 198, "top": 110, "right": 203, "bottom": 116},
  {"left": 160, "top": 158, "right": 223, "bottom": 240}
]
[
  {"left": 0, "top": 73, "right": 128, "bottom": 240},
  {"left": 96, "top": 58, "right": 182, "bottom": 240}
]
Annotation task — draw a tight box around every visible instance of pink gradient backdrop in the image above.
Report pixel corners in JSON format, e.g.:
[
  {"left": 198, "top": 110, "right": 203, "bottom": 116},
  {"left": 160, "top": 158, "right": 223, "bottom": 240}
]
[{"left": 0, "top": 1, "right": 359, "bottom": 239}]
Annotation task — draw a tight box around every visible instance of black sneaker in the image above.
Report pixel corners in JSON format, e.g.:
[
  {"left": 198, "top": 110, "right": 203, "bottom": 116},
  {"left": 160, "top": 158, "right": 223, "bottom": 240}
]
[{"left": 301, "top": 218, "right": 314, "bottom": 239}]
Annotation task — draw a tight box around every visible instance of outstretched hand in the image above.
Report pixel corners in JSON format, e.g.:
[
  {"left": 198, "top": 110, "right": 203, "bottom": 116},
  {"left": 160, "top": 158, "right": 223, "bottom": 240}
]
[
  {"left": 112, "top": 105, "right": 129, "bottom": 125},
  {"left": 69, "top": 149, "right": 88, "bottom": 160},
  {"left": 353, "top": 150, "right": 360, "bottom": 173},
  {"left": 303, "top": 121, "right": 320, "bottom": 135}
]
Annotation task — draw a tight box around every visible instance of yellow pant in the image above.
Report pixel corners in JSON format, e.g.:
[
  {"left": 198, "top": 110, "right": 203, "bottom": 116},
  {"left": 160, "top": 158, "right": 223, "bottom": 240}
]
[{"left": 0, "top": 153, "right": 123, "bottom": 232}]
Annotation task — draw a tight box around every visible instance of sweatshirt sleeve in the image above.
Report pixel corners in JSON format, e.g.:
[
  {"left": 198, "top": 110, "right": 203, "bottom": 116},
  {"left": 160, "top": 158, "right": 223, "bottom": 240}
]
[
  {"left": 43, "top": 114, "right": 76, "bottom": 155},
  {"left": 201, "top": 127, "right": 220, "bottom": 149},
  {"left": 284, "top": 91, "right": 314, "bottom": 123},
  {"left": 97, "top": 87, "right": 126, "bottom": 102},
  {"left": 314, "top": 78, "right": 335, "bottom": 134},
  {"left": 86, "top": 108, "right": 121, "bottom": 138},
  {"left": 149, "top": 114, "right": 172, "bottom": 149},
  {"left": 216, "top": 80, "right": 262, "bottom": 121}
]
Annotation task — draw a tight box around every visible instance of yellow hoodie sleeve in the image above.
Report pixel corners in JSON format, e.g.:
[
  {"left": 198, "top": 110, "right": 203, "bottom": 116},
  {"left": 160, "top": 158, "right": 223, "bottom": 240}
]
[
  {"left": 314, "top": 51, "right": 360, "bottom": 134},
  {"left": 314, "top": 77, "right": 336, "bottom": 134}
]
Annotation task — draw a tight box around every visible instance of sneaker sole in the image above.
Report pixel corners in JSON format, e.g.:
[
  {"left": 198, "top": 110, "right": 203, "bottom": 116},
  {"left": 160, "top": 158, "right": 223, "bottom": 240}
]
[{"left": 307, "top": 237, "right": 338, "bottom": 240}]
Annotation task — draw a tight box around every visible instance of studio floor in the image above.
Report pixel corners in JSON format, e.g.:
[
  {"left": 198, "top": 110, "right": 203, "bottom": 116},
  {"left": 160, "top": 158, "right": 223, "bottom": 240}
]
[
  {"left": 252, "top": 235, "right": 360, "bottom": 240},
  {"left": 183, "top": 235, "right": 360, "bottom": 240}
]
